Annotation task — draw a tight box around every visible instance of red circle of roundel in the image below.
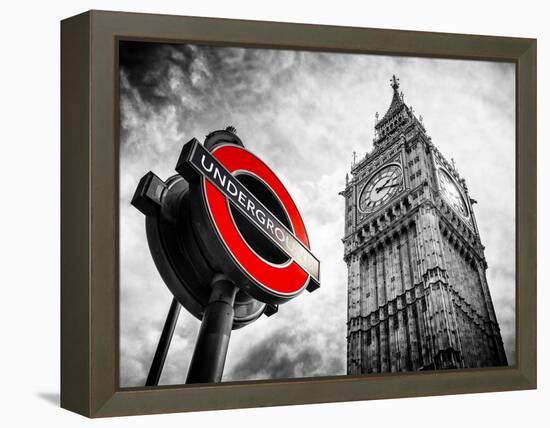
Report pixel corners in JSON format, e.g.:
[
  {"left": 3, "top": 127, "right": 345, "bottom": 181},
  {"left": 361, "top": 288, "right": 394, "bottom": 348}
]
[{"left": 203, "top": 144, "right": 310, "bottom": 297}]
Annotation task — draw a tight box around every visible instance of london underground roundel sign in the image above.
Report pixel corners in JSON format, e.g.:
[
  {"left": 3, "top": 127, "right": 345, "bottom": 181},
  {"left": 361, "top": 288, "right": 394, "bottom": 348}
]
[{"left": 176, "top": 137, "right": 320, "bottom": 305}]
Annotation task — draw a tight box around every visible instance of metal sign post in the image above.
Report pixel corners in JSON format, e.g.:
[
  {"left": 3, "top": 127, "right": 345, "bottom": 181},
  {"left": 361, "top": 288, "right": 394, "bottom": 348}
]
[
  {"left": 145, "top": 298, "right": 181, "bottom": 386},
  {"left": 186, "top": 275, "right": 238, "bottom": 383}
]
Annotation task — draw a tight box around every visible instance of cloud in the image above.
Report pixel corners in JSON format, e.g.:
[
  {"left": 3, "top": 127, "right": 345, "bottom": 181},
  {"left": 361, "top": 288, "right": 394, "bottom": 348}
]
[
  {"left": 228, "top": 329, "right": 324, "bottom": 381},
  {"left": 119, "top": 42, "right": 516, "bottom": 386}
]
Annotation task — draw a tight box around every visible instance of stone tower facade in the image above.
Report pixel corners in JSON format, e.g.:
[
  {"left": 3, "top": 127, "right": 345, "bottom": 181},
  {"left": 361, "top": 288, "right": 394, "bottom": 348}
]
[{"left": 342, "top": 76, "right": 507, "bottom": 375}]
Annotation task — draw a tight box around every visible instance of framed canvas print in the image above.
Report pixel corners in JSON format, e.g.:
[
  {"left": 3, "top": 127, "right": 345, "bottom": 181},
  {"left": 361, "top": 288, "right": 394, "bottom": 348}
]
[{"left": 60, "top": 10, "right": 537, "bottom": 417}]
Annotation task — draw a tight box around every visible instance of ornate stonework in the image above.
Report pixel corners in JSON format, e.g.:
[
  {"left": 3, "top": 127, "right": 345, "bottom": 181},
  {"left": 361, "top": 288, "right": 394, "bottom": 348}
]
[{"left": 342, "top": 76, "right": 507, "bottom": 374}]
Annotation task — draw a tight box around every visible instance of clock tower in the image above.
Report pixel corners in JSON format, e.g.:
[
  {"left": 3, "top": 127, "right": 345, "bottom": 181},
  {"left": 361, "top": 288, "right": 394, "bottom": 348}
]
[{"left": 342, "top": 76, "right": 508, "bottom": 374}]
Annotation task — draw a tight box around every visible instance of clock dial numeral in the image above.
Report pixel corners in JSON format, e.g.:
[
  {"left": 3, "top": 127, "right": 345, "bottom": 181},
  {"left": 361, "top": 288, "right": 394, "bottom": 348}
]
[{"left": 358, "top": 164, "right": 404, "bottom": 214}]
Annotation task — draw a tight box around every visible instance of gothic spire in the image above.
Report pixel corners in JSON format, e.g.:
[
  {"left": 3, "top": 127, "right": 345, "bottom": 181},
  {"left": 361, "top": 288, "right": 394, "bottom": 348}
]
[{"left": 375, "top": 74, "right": 406, "bottom": 131}]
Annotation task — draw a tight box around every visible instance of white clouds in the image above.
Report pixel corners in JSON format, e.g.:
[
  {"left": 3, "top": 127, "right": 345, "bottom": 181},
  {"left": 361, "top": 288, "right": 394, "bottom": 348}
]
[{"left": 119, "top": 42, "right": 515, "bottom": 386}]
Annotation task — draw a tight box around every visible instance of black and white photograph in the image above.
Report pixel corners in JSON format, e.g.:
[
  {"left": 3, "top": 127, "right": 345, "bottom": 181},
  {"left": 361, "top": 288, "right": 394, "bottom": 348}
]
[{"left": 119, "top": 40, "right": 515, "bottom": 387}]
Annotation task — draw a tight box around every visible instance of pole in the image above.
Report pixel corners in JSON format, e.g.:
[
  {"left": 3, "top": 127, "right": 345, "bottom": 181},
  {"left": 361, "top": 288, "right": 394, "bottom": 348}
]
[
  {"left": 145, "top": 297, "right": 181, "bottom": 386},
  {"left": 186, "top": 274, "right": 238, "bottom": 384}
]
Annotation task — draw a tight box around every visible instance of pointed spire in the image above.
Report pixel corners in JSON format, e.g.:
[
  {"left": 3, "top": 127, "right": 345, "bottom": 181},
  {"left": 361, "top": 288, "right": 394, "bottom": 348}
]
[{"left": 375, "top": 74, "right": 406, "bottom": 131}]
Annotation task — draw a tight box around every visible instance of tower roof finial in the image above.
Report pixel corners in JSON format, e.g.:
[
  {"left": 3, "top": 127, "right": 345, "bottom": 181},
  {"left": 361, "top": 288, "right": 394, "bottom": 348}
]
[{"left": 391, "top": 75, "right": 400, "bottom": 91}]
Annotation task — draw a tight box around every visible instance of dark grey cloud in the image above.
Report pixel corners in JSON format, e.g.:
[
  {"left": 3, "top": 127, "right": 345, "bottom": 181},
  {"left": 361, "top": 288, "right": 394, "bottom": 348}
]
[
  {"left": 119, "top": 41, "right": 515, "bottom": 386},
  {"left": 228, "top": 329, "right": 327, "bottom": 381}
]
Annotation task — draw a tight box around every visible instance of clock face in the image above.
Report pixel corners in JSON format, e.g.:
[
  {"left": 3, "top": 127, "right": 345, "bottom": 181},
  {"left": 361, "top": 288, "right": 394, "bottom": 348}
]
[
  {"left": 437, "top": 168, "right": 469, "bottom": 218},
  {"left": 358, "top": 164, "right": 404, "bottom": 213}
]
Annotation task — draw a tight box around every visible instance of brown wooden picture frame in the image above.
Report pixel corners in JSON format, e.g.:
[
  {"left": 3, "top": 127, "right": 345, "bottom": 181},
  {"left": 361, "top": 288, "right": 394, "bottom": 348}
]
[{"left": 60, "top": 10, "right": 537, "bottom": 418}]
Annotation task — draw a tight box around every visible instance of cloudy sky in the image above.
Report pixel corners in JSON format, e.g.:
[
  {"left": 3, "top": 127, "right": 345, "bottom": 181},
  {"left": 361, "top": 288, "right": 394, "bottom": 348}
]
[{"left": 119, "top": 41, "right": 515, "bottom": 387}]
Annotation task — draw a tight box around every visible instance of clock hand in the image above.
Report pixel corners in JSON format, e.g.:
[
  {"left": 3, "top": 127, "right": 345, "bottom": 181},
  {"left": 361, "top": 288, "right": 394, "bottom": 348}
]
[
  {"left": 376, "top": 179, "right": 389, "bottom": 189},
  {"left": 376, "top": 182, "right": 399, "bottom": 192},
  {"left": 375, "top": 177, "right": 392, "bottom": 192}
]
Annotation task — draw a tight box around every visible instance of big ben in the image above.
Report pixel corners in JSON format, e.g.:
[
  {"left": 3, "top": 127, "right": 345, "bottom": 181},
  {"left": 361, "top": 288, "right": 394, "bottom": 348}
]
[{"left": 342, "top": 76, "right": 508, "bottom": 374}]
